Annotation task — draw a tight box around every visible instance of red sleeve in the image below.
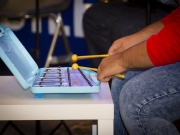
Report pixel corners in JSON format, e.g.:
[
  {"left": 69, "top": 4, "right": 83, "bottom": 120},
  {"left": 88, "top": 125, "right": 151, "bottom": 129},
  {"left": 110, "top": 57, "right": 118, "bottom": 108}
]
[
  {"left": 147, "top": 18, "right": 180, "bottom": 66},
  {"left": 161, "top": 6, "right": 180, "bottom": 25}
]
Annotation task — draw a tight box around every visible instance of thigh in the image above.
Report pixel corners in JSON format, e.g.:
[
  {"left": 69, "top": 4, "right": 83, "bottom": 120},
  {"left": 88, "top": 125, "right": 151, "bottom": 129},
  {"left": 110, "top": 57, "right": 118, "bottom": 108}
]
[
  {"left": 120, "top": 62, "right": 180, "bottom": 135},
  {"left": 83, "top": 1, "right": 147, "bottom": 40}
]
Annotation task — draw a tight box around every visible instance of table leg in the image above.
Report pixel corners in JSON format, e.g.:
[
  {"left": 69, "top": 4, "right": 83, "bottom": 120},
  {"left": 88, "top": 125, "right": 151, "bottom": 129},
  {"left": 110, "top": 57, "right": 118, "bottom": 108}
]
[
  {"left": 92, "top": 124, "right": 97, "bottom": 135},
  {"left": 98, "top": 119, "right": 113, "bottom": 135}
]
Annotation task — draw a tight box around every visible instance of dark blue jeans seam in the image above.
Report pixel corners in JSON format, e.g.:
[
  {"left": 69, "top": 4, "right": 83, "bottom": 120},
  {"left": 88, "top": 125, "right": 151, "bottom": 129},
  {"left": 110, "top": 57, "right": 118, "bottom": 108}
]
[{"left": 137, "top": 91, "right": 178, "bottom": 134}]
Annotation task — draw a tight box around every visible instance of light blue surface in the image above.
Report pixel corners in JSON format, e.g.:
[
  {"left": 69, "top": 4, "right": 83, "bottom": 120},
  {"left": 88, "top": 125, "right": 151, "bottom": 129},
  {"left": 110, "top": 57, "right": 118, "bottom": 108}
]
[
  {"left": 0, "top": 25, "right": 38, "bottom": 89},
  {"left": 0, "top": 25, "right": 100, "bottom": 93}
]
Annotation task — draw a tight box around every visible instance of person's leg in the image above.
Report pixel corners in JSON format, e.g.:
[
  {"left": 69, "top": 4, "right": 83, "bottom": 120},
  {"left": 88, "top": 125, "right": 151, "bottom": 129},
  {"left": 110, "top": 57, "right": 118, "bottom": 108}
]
[
  {"left": 111, "top": 70, "right": 144, "bottom": 135},
  {"left": 120, "top": 62, "right": 180, "bottom": 135},
  {"left": 83, "top": 1, "right": 171, "bottom": 68}
]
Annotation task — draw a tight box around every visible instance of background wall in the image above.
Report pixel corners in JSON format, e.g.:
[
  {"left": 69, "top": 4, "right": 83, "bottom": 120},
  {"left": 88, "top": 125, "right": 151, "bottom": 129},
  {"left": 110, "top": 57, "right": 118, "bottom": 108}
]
[{"left": 0, "top": 0, "right": 98, "bottom": 69}]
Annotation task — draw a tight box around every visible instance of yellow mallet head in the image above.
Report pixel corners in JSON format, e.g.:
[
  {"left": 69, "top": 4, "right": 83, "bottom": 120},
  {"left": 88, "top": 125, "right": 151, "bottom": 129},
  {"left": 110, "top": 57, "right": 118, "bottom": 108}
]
[
  {"left": 71, "top": 54, "right": 78, "bottom": 62},
  {"left": 72, "top": 63, "right": 79, "bottom": 70}
]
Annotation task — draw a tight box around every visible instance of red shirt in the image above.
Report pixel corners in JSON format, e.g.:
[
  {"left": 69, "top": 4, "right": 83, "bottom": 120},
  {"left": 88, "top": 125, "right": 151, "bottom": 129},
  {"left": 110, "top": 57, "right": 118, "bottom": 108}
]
[{"left": 147, "top": 6, "right": 180, "bottom": 66}]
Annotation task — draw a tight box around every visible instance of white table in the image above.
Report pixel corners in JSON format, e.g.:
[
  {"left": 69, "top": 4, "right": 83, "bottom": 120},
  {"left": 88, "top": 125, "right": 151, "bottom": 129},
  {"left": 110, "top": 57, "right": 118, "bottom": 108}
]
[{"left": 0, "top": 76, "right": 114, "bottom": 135}]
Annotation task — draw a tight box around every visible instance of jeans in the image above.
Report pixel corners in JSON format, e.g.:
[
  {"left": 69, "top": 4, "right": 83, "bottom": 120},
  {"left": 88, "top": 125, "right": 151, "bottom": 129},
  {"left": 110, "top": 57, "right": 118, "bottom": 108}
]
[{"left": 111, "top": 62, "right": 180, "bottom": 135}]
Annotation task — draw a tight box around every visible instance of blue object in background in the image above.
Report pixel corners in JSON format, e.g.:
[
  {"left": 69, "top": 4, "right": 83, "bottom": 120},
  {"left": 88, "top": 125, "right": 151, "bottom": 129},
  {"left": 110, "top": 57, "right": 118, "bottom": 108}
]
[{"left": 1, "top": 0, "right": 99, "bottom": 68}]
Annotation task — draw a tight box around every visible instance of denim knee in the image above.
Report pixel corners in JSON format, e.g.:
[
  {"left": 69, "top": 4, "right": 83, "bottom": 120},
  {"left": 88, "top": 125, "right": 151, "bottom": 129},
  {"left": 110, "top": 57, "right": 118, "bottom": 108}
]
[{"left": 118, "top": 64, "right": 180, "bottom": 135}]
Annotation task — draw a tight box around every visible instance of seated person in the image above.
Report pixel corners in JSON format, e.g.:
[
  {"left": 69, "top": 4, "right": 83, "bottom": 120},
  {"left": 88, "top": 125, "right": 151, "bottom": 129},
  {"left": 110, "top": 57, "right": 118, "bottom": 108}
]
[{"left": 83, "top": 0, "right": 180, "bottom": 135}]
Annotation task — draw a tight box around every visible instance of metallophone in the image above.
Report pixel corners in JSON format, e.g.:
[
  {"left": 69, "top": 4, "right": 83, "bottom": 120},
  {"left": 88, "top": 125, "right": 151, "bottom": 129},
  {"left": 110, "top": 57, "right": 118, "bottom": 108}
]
[
  {"left": 0, "top": 25, "right": 101, "bottom": 98},
  {"left": 0, "top": 25, "right": 124, "bottom": 97}
]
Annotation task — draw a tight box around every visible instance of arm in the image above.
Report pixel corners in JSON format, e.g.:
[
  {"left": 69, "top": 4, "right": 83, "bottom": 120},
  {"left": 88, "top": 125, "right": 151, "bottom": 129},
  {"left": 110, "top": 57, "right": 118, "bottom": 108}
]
[
  {"left": 109, "top": 6, "right": 180, "bottom": 55},
  {"left": 98, "top": 6, "right": 180, "bottom": 82},
  {"left": 98, "top": 7, "right": 180, "bottom": 82},
  {"left": 98, "top": 41, "right": 153, "bottom": 82},
  {"left": 108, "top": 21, "right": 164, "bottom": 55}
]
